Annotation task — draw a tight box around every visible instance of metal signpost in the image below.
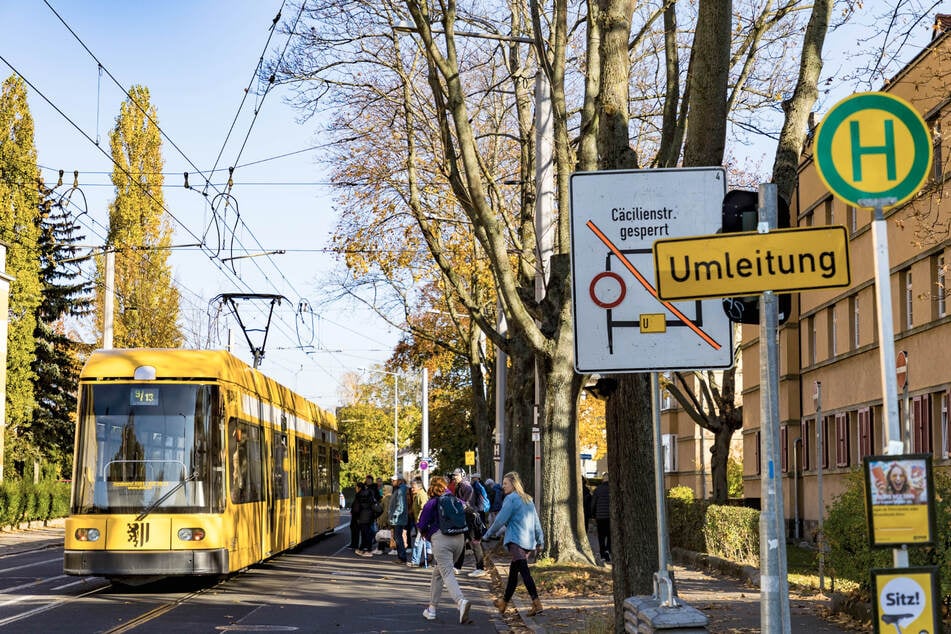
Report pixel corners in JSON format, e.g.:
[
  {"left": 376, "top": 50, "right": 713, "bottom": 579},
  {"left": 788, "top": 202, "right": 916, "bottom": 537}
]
[
  {"left": 652, "top": 184, "right": 851, "bottom": 632},
  {"left": 814, "top": 92, "right": 933, "bottom": 569}
]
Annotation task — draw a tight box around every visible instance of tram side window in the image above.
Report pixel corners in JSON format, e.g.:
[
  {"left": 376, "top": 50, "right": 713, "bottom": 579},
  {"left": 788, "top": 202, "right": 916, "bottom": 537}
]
[
  {"left": 297, "top": 440, "right": 313, "bottom": 497},
  {"left": 229, "top": 419, "right": 263, "bottom": 504},
  {"left": 272, "top": 432, "right": 290, "bottom": 500},
  {"left": 330, "top": 445, "right": 340, "bottom": 497},
  {"left": 317, "top": 444, "right": 330, "bottom": 497}
]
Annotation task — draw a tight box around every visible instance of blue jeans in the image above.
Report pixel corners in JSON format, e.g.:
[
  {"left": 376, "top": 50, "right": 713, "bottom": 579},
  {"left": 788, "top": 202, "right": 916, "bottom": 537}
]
[{"left": 411, "top": 532, "right": 431, "bottom": 564}]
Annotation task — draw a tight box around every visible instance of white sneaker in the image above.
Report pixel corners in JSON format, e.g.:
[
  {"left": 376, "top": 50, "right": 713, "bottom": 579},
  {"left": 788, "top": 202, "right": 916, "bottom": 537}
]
[
  {"left": 453, "top": 568, "right": 462, "bottom": 575},
  {"left": 458, "top": 599, "right": 471, "bottom": 624},
  {"left": 468, "top": 569, "right": 487, "bottom": 578},
  {"left": 388, "top": 549, "right": 398, "bottom": 555},
  {"left": 422, "top": 607, "right": 436, "bottom": 621}
]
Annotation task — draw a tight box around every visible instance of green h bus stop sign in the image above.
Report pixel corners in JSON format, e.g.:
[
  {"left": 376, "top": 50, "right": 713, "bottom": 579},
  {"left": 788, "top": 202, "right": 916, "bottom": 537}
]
[{"left": 815, "top": 92, "right": 932, "bottom": 209}]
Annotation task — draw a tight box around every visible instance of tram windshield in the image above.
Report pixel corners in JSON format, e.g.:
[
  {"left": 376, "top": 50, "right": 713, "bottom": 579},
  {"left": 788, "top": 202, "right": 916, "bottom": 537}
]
[{"left": 72, "top": 383, "right": 221, "bottom": 514}]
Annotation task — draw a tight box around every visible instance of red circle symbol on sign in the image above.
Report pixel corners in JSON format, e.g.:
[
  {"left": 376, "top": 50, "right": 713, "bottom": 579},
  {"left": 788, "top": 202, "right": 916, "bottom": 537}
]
[
  {"left": 589, "top": 271, "right": 626, "bottom": 309},
  {"left": 896, "top": 350, "right": 908, "bottom": 391}
]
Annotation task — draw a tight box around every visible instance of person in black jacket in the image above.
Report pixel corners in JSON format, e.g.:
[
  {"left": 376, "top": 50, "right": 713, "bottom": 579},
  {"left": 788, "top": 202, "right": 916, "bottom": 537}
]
[
  {"left": 582, "top": 477, "right": 593, "bottom": 532},
  {"left": 590, "top": 472, "right": 610, "bottom": 563},
  {"left": 352, "top": 482, "right": 378, "bottom": 557}
]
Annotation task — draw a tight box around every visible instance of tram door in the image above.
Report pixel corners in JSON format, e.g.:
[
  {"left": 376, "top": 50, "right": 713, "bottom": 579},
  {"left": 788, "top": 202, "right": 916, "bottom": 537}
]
[{"left": 268, "top": 426, "right": 291, "bottom": 555}]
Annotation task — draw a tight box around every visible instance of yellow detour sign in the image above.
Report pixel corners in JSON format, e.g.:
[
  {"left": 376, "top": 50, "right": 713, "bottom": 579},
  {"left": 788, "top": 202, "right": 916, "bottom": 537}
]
[
  {"left": 815, "top": 92, "right": 932, "bottom": 208},
  {"left": 464, "top": 451, "right": 475, "bottom": 466},
  {"left": 652, "top": 226, "right": 851, "bottom": 300},
  {"left": 872, "top": 567, "right": 940, "bottom": 634}
]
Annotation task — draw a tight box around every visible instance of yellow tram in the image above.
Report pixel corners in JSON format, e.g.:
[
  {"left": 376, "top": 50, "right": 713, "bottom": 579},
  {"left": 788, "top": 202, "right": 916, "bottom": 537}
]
[{"left": 64, "top": 349, "right": 344, "bottom": 583}]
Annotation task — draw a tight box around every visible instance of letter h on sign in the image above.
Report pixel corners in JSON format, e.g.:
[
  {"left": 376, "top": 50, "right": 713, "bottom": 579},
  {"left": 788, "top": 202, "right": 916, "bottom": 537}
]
[
  {"left": 850, "top": 120, "right": 896, "bottom": 182},
  {"left": 720, "top": 189, "right": 791, "bottom": 325}
]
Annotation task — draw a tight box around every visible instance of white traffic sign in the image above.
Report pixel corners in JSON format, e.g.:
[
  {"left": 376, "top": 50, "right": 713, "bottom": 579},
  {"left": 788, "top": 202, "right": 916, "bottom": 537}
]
[{"left": 569, "top": 168, "right": 733, "bottom": 372}]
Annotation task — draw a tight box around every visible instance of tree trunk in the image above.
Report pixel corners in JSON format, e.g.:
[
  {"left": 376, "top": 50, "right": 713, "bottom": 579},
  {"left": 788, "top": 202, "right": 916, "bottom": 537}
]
[
  {"left": 505, "top": 328, "right": 536, "bottom": 486},
  {"left": 606, "top": 373, "right": 657, "bottom": 629},
  {"left": 539, "top": 255, "right": 593, "bottom": 562},
  {"left": 710, "top": 425, "right": 733, "bottom": 504},
  {"left": 469, "top": 333, "right": 492, "bottom": 477}
]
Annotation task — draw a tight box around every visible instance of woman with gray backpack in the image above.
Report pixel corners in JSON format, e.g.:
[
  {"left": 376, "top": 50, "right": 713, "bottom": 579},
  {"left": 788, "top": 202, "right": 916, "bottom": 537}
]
[{"left": 415, "top": 475, "right": 472, "bottom": 624}]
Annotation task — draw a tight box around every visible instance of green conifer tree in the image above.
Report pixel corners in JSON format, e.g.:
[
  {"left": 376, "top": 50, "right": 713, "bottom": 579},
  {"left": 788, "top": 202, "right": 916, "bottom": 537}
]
[
  {"left": 32, "top": 186, "right": 95, "bottom": 476},
  {"left": 98, "top": 85, "right": 182, "bottom": 348},
  {"left": 0, "top": 75, "right": 42, "bottom": 479}
]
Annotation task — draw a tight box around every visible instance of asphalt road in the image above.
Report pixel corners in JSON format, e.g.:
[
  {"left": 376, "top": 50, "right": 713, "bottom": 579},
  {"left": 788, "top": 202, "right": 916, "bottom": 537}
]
[{"left": 0, "top": 521, "right": 503, "bottom": 633}]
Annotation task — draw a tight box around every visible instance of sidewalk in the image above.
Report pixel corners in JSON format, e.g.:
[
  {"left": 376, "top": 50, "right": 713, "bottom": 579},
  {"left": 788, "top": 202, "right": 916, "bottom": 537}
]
[
  {"left": 486, "top": 546, "right": 861, "bottom": 633},
  {"left": 0, "top": 518, "right": 65, "bottom": 556}
]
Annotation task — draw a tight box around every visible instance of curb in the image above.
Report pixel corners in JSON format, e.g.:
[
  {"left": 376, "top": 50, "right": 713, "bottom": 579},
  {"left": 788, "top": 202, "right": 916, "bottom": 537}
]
[{"left": 671, "top": 546, "right": 760, "bottom": 587}]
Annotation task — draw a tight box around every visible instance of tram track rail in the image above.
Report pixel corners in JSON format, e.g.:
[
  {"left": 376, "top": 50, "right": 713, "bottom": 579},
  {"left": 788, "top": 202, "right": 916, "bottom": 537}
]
[{"left": 102, "top": 581, "right": 223, "bottom": 634}]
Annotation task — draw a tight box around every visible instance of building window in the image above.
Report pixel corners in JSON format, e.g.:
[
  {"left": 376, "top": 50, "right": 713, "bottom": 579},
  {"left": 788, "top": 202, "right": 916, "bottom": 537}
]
[
  {"left": 847, "top": 205, "right": 857, "bottom": 233},
  {"left": 753, "top": 431, "right": 761, "bottom": 475},
  {"left": 932, "top": 119, "right": 943, "bottom": 181},
  {"left": 902, "top": 268, "right": 913, "bottom": 329},
  {"left": 661, "top": 434, "right": 677, "bottom": 472},
  {"left": 808, "top": 316, "right": 816, "bottom": 365},
  {"left": 824, "top": 198, "right": 834, "bottom": 225},
  {"left": 803, "top": 418, "right": 813, "bottom": 471},
  {"left": 835, "top": 413, "right": 850, "bottom": 467},
  {"left": 780, "top": 425, "right": 788, "bottom": 473},
  {"left": 858, "top": 408, "right": 873, "bottom": 459},
  {"left": 912, "top": 395, "right": 932, "bottom": 453},
  {"left": 850, "top": 294, "right": 860, "bottom": 349},
  {"left": 828, "top": 305, "right": 838, "bottom": 356},
  {"left": 941, "top": 391, "right": 950, "bottom": 459},
  {"left": 821, "top": 415, "right": 831, "bottom": 469},
  {"left": 937, "top": 254, "right": 947, "bottom": 319},
  {"left": 661, "top": 371, "right": 674, "bottom": 410}
]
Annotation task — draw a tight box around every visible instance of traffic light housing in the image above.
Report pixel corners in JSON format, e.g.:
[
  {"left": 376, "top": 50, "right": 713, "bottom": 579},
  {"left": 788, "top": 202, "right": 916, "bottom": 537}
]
[{"left": 720, "top": 189, "right": 791, "bottom": 325}]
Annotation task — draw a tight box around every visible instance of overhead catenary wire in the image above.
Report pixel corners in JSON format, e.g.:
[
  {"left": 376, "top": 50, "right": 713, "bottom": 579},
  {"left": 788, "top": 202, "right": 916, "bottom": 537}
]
[{"left": 7, "top": 4, "right": 397, "bottom": 402}]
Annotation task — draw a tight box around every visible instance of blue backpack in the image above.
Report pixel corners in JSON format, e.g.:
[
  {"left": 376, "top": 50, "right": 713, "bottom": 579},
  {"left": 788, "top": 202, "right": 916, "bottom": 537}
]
[
  {"left": 437, "top": 493, "right": 468, "bottom": 535},
  {"left": 473, "top": 480, "right": 490, "bottom": 513}
]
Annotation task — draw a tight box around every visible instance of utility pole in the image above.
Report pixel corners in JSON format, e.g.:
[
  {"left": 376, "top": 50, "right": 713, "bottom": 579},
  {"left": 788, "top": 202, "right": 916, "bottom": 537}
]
[
  {"left": 533, "top": 69, "right": 554, "bottom": 506},
  {"left": 103, "top": 250, "right": 115, "bottom": 349},
  {"left": 0, "top": 242, "right": 14, "bottom": 482},
  {"left": 757, "top": 184, "right": 791, "bottom": 633}
]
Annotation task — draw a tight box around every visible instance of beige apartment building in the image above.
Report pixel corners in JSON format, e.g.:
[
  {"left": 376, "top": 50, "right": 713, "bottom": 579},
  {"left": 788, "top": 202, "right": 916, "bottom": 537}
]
[{"left": 734, "top": 18, "right": 951, "bottom": 538}]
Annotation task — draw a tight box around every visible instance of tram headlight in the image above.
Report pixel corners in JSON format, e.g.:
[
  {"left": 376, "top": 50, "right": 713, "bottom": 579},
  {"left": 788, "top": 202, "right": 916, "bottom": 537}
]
[
  {"left": 75, "top": 527, "right": 100, "bottom": 542},
  {"left": 177, "top": 527, "right": 206, "bottom": 542}
]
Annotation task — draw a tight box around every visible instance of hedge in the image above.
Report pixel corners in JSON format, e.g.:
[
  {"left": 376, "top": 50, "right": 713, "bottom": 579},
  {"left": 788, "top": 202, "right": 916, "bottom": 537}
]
[
  {"left": 0, "top": 480, "right": 70, "bottom": 529},
  {"left": 666, "top": 487, "right": 760, "bottom": 565}
]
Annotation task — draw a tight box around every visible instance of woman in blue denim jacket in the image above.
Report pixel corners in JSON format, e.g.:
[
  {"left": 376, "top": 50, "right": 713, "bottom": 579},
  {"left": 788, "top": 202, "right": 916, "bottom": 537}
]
[{"left": 482, "top": 471, "right": 544, "bottom": 616}]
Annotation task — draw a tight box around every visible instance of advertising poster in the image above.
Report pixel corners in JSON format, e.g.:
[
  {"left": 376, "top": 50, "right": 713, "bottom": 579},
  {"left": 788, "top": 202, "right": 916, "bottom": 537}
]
[
  {"left": 872, "top": 567, "right": 940, "bottom": 634},
  {"left": 863, "top": 454, "right": 934, "bottom": 547}
]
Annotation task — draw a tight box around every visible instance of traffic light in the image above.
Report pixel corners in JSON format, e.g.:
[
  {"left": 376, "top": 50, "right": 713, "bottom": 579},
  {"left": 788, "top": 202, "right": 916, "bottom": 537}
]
[{"left": 720, "top": 189, "right": 791, "bottom": 325}]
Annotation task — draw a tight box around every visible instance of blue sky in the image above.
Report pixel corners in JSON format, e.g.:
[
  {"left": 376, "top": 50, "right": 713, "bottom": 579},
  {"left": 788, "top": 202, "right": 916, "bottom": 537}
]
[
  {"left": 0, "top": 1, "right": 941, "bottom": 411},
  {"left": 0, "top": 1, "right": 399, "bottom": 408}
]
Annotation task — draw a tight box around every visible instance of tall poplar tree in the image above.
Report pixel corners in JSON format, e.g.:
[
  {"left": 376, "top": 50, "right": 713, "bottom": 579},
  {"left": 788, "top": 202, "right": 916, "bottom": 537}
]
[
  {"left": 99, "top": 85, "right": 182, "bottom": 349},
  {"left": 0, "top": 75, "right": 42, "bottom": 479}
]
